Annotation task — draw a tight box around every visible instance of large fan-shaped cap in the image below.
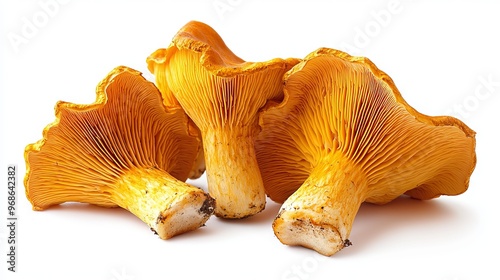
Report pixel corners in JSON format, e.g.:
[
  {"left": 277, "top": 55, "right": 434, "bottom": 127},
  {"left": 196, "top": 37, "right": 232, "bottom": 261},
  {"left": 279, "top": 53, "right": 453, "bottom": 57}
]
[
  {"left": 25, "top": 66, "right": 214, "bottom": 239},
  {"left": 256, "top": 48, "right": 476, "bottom": 255}
]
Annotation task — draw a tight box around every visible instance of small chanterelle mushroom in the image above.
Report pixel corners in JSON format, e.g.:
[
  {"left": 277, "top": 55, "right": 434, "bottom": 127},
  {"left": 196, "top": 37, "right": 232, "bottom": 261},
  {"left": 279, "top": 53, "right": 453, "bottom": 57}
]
[
  {"left": 24, "top": 66, "right": 215, "bottom": 239},
  {"left": 255, "top": 48, "right": 477, "bottom": 256},
  {"left": 147, "top": 21, "right": 299, "bottom": 218}
]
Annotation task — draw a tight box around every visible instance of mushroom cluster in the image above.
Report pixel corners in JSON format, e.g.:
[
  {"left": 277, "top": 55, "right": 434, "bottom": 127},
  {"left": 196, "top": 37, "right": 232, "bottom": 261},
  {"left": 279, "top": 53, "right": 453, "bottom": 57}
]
[{"left": 25, "top": 21, "right": 476, "bottom": 255}]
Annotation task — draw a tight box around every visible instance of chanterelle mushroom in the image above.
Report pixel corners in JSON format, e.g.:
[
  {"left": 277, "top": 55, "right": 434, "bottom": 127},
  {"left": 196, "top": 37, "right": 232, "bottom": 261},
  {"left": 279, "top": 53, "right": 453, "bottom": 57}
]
[
  {"left": 147, "top": 21, "right": 299, "bottom": 218},
  {"left": 255, "top": 48, "right": 477, "bottom": 256},
  {"left": 24, "top": 66, "right": 215, "bottom": 239}
]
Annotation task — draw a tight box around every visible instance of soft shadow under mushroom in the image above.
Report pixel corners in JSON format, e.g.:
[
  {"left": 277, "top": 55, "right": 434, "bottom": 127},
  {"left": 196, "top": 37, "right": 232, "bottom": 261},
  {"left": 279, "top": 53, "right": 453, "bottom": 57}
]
[{"left": 337, "top": 196, "right": 475, "bottom": 257}]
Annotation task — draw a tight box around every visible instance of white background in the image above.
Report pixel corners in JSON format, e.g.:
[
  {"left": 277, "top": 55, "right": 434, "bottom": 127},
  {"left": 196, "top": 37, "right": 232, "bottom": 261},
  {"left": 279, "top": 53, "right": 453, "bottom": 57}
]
[{"left": 1, "top": 1, "right": 499, "bottom": 279}]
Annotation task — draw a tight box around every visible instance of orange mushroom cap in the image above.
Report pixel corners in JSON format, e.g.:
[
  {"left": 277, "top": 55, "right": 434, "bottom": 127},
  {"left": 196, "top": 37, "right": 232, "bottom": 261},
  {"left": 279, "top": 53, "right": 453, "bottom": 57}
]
[
  {"left": 24, "top": 66, "right": 214, "bottom": 239},
  {"left": 255, "top": 48, "right": 476, "bottom": 255},
  {"left": 147, "top": 21, "right": 300, "bottom": 218}
]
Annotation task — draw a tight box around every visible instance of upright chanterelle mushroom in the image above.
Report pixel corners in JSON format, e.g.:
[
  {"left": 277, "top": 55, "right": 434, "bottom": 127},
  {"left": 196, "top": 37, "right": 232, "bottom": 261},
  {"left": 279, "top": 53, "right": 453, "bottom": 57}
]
[
  {"left": 255, "top": 48, "right": 477, "bottom": 256},
  {"left": 24, "top": 66, "right": 215, "bottom": 239},
  {"left": 148, "top": 21, "right": 299, "bottom": 218}
]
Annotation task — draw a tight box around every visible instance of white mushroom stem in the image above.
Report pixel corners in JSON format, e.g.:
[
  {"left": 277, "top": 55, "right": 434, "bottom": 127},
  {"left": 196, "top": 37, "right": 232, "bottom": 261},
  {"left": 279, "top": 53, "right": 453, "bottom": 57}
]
[
  {"left": 203, "top": 127, "right": 266, "bottom": 218},
  {"left": 112, "top": 167, "right": 215, "bottom": 239},
  {"left": 273, "top": 152, "right": 367, "bottom": 256}
]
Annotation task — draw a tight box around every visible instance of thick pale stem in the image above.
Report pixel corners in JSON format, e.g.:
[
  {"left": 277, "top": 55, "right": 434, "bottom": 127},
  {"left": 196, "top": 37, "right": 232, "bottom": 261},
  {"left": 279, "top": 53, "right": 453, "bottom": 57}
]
[
  {"left": 113, "top": 167, "right": 215, "bottom": 239},
  {"left": 203, "top": 128, "right": 266, "bottom": 218},
  {"left": 273, "top": 153, "right": 367, "bottom": 256}
]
